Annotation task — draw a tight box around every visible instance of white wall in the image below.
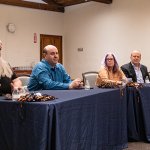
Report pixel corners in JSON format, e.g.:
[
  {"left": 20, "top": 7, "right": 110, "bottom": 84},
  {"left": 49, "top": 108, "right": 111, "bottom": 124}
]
[
  {"left": 64, "top": 0, "right": 150, "bottom": 78},
  {"left": 1, "top": 0, "right": 150, "bottom": 79},
  {"left": 0, "top": 4, "right": 64, "bottom": 67}
]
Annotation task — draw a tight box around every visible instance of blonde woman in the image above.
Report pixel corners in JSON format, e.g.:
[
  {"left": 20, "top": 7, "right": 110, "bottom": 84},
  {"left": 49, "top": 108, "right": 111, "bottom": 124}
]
[{"left": 0, "top": 40, "right": 22, "bottom": 95}]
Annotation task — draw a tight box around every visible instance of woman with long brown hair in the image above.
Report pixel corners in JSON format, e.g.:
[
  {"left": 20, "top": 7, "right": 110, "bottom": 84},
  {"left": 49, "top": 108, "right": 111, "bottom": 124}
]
[{"left": 96, "top": 53, "right": 127, "bottom": 87}]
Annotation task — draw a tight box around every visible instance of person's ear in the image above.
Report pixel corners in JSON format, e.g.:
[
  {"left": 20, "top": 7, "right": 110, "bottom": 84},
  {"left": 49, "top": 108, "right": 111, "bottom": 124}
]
[{"left": 43, "top": 53, "right": 46, "bottom": 58}]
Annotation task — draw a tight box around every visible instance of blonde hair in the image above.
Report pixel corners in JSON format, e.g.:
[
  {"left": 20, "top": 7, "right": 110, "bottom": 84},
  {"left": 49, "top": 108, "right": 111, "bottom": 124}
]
[{"left": 0, "top": 57, "right": 13, "bottom": 78}]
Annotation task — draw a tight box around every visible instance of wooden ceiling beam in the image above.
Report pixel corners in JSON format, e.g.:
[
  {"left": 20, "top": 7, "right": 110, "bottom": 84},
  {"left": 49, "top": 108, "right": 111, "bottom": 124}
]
[
  {"left": 49, "top": 0, "right": 91, "bottom": 6},
  {"left": 0, "top": 0, "right": 64, "bottom": 12},
  {"left": 0, "top": 0, "right": 112, "bottom": 12},
  {"left": 44, "top": 0, "right": 112, "bottom": 6},
  {"left": 93, "top": 0, "right": 112, "bottom": 4}
]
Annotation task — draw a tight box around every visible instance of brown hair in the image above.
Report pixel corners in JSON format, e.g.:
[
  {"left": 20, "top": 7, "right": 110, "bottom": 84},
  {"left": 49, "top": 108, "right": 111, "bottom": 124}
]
[{"left": 104, "top": 53, "right": 119, "bottom": 73}]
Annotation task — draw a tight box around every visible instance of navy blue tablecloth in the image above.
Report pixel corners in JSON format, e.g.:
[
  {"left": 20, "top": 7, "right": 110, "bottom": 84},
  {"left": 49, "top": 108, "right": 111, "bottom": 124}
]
[
  {"left": 127, "top": 84, "right": 150, "bottom": 142},
  {"left": 0, "top": 100, "right": 54, "bottom": 150},
  {"left": 0, "top": 88, "right": 127, "bottom": 150},
  {"left": 139, "top": 85, "right": 150, "bottom": 142},
  {"left": 126, "top": 87, "right": 145, "bottom": 141}
]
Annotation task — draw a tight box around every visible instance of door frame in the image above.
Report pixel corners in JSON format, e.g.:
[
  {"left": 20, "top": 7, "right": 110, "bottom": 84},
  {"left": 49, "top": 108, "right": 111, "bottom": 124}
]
[{"left": 40, "top": 34, "right": 63, "bottom": 64}]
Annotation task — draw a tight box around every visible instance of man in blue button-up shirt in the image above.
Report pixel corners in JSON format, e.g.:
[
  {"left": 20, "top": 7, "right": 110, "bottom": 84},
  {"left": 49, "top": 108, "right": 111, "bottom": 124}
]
[{"left": 28, "top": 45, "right": 82, "bottom": 91}]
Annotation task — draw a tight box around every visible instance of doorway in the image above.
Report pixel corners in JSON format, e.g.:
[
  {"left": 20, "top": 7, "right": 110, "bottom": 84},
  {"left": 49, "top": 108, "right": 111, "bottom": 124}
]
[{"left": 40, "top": 34, "right": 63, "bottom": 64}]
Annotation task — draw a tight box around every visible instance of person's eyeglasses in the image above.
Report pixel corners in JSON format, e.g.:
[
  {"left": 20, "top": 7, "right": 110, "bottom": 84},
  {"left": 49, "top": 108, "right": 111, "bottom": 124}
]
[{"left": 106, "top": 58, "right": 114, "bottom": 61}]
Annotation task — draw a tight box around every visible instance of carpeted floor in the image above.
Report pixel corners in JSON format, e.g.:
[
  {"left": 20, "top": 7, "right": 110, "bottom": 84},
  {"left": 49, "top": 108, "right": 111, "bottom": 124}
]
[{"left": 126, "top": 142, "right": 150, "bottom": 150}]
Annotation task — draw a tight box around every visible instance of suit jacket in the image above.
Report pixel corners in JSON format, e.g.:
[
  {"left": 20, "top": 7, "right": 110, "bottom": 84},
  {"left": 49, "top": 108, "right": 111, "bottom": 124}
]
[{"left": 121, "top": 62, "right": 149, "bottom": 82}]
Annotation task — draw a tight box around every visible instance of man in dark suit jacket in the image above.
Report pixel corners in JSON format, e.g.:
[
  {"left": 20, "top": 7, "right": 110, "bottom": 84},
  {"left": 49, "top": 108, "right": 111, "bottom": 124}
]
[{"left": 121, "top": 50, "right": 149, "bottom": 83}]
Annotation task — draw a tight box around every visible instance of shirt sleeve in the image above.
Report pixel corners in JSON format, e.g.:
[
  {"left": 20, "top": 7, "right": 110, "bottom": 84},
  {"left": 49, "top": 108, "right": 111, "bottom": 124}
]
[
  {"left": 61, "top": 65, "right": 72, "bottom": 83},
  {"left": 120, "top": 65, "right": 130, "bottom": 78},
  {"left": 35, "top": 65, "right": 71, "bottom": 90}
]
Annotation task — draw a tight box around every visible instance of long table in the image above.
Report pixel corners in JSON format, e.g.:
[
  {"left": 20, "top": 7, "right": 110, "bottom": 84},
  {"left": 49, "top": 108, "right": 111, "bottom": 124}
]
[
  {"left": 127, "top": 85, "right": 150, "bottom": 142},
  {"left": 0, "top": 88, "right": 127, "bottom": 150},
  {"left": 139, "top": 86, "right": 150, "bottom": 141}
]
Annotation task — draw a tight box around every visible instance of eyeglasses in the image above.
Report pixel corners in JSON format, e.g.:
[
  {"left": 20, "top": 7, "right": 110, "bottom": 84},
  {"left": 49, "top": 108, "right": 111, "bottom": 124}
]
[{"left": 106, "top": 58, "right": 114, "bottom": 61}]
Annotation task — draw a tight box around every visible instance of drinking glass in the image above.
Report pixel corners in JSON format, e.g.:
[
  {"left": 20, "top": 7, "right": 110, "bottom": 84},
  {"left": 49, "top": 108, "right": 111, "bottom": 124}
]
[
  {"left": 12, "top": 88, "right": 20, "bottom": 101},
  {"left": 21, "top": 86, "right": 29, "bottom": 96},
  {"left": 84, "top": 80, "right": 90, "bottom": 90}
]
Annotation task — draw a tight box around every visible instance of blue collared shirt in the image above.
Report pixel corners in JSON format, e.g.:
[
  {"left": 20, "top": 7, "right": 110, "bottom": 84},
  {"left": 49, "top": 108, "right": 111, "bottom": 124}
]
[
  {"left": 132, "top": 63, "right": 144, "bottom": 83},
  {"left": 28, "top": 59, "right": 72, "bottom": 91}
]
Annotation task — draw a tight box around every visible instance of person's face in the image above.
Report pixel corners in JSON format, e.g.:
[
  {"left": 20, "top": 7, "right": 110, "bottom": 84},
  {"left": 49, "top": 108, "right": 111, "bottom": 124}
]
[
  {"left": 45, "top": 46, "right": 59, "bottom": 66},
  {"left": 106, "top": 54, "right": 114, "bottom": 68},
  {"left": 130, "top": 52, "right": 141, "bottom": 66}
]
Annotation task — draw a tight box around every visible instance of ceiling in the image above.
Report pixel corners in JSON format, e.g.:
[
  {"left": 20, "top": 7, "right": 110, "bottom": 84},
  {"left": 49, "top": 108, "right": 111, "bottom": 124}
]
[{"left": 0, "top": 0, "right": 112, "bottom": 13}]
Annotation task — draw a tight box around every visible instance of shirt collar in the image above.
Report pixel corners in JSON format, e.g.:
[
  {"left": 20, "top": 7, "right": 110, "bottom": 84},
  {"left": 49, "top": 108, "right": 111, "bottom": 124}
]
[
  {"left": 131, "top": 62, "right": 141, "bottom": 69},
  {"left": 42, "top": 59, "right": 59, "bottom": 70}
]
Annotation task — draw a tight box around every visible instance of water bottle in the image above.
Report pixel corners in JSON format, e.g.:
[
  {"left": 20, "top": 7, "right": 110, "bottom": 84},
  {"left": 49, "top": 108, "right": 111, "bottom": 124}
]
[{"left": 145, "top": 76, "right": 150, "bottom": 83}]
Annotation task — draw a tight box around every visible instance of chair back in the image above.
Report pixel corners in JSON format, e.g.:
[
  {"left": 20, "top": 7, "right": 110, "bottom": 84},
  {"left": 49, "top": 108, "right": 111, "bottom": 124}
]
[
  {"left": 18, "top": 76, "right": 30, "bottom": 87},
  {"left": 82, "top": 71, "right": 98, "bottom": 87}
]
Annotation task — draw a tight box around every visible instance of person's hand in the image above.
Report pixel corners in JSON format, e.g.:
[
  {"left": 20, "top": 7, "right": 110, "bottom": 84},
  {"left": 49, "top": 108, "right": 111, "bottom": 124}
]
[
  {"left": 69, "top": 78, "right": 83, "bottom": 89},
  {"left": 117, "top": 81, "right": 122, "bottom": 85},
  {"left": 117, "top": 80, "right": 127, "bottom": 88},
  {"left": 11, "top": 78, "right": 23, "bottom": 91},
  {"left": 11, "top": 83, "right": 22, "bottom": 92}
]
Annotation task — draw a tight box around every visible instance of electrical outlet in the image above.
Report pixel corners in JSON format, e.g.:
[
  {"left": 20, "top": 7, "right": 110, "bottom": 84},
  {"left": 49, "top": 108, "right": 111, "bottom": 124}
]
[{"left": 77, "top": 48, "right": 83, "bottom": 52}]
